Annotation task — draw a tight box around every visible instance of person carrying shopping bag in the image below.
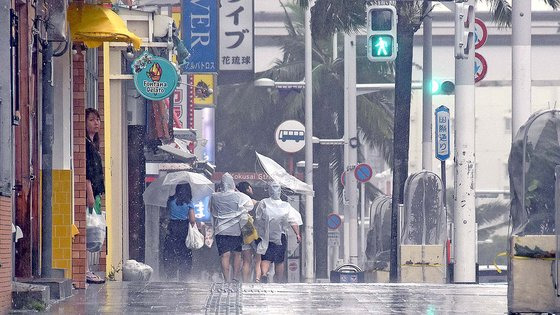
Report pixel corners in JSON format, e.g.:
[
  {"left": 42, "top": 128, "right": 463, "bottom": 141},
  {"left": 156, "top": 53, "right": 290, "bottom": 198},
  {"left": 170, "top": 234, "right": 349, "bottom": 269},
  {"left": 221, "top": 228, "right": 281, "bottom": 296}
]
[
  {"left": 163, "top": 183, "right": 197, "bottom": 281},
  {"left": 85, "top": 108, "right": 106, "bottom": 284}
]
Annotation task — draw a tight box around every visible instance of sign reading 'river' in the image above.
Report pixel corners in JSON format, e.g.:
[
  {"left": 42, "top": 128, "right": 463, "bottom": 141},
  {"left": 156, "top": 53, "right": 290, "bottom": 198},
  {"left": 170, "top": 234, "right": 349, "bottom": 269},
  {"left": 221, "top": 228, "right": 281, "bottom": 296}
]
[{"left": 132, "top": 52, "right": 179, "bottom": 101}]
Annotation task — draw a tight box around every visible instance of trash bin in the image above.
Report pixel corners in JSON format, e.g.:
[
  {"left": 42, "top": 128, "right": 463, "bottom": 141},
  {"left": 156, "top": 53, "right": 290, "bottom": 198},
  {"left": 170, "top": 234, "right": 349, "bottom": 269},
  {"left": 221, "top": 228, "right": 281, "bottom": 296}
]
[{"left": 330, "top": 264, "right": 365, "bottom": 283}]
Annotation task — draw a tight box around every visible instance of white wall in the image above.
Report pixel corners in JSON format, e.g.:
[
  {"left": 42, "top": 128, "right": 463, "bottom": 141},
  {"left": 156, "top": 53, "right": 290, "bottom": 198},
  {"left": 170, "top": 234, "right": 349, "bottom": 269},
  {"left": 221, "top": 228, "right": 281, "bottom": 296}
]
[{"left": 52, "top": 50, "right": 73, "bottom": 170}]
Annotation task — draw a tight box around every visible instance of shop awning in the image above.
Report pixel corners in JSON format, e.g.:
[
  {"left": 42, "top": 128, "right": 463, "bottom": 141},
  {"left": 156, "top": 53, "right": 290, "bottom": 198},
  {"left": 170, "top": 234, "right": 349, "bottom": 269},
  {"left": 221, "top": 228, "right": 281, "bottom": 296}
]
[{"left": 67, "top": 3, "right": 142, "bottom": 50}]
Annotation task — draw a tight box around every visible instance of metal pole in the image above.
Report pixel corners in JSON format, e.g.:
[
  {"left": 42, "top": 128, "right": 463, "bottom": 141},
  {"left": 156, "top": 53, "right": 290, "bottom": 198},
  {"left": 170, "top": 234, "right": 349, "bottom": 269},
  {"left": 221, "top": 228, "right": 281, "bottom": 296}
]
[
  {"left": 0, "top": 0, "right": 12, "bottom": 197},
  {"left": 344, "top": 33, "right": 359, "bottom": 265},
  {"left": 41, "top": 41, "right": 54, "bottom": 278},
  {"left": 331, "top": 168, "right": 339, "bottom": 270},
  {"left": 303, "top": 1, "right": 314, "bottom": 283},
  {"left": 359, "top": 182, "right": 365, "bottom": 266},
  {"left": 422, "top": 14, "right": 433, "bottom": 171},
  {"left": 330, "top": 32, "right": 339, "bottom": 271},
  {"left": 441, "top": 160, "right": 446, "bottom": 209},
  {"left": 342, "top": 35, "right": 350, "bottom": 263},
  {"left": 512, "top": 0, "right": 531, "bottom": 138},
  {"left": 453, "top": 0, "right": 476, "bottom": 283}
]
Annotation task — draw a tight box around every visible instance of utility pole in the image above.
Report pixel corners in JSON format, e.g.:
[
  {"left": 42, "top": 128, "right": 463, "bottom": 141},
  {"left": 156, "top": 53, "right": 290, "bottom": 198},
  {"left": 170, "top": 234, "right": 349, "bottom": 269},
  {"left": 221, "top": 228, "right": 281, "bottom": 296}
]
[
  {"left": 344, "top": 33, "right": 359, "bottom": 265},
  {"left": 330, "top": 33, "right": 340, "bottom": 270},
  {"left": 512, "top": 0, "right": 531, "bottom": 137},
  {"left": 343, "top": 35, "right": 350, "bottom": 263},
  {"left": 41, "top": 41, "right": 54, "bottom": 278},
  {"left": 422, "top": 12, "right": 432, "bottom": 171},
  {"left": 454, "top": 0, "right": 477, "bottom": 283},
  {"left": 303, "top": 0, "right": 315, "bottom": 283}
]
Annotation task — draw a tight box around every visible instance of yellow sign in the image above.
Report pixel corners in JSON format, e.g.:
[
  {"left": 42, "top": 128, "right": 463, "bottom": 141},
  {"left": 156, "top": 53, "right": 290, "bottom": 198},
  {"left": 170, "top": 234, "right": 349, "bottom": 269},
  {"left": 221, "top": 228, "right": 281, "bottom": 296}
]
[{"left": 192, "top": 73, "right": 216, "bottom": 107}]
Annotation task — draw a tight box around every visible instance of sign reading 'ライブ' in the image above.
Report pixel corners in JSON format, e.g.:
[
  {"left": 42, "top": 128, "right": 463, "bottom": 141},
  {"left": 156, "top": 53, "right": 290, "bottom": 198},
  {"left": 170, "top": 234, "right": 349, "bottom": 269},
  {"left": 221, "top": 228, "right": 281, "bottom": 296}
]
[
  {"left": 219, "top": 0, "right": 254, "bottom": 71},
  {"left": 132, "top": 52, "right": 179, "bottom": 101},
  {"left": 435, "top": 105, "right": 450, "bottom": 161}
]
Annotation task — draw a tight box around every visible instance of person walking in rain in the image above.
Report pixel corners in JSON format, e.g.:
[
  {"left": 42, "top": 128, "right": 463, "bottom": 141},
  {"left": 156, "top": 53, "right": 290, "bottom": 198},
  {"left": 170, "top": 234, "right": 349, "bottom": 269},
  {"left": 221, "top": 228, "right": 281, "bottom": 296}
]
[
  {"left": 236, "top": 181, "right": 261, "bottom": 282},
  {"left": 163, "top": 183, "right": 196, "bottom": 281},
  {"left": 210, "top": 173, "right": 253, "bottom": 282},
  {"left": 255, "top": 182, "right": 302, "bottom": 283}
]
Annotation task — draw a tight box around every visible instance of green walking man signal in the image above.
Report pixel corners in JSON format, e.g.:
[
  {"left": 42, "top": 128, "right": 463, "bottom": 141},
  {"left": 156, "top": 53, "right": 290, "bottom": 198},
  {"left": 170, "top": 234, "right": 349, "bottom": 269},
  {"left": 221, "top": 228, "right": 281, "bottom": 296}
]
[{"left": 367, "top": 5, "right": 397, "bottom": 62}]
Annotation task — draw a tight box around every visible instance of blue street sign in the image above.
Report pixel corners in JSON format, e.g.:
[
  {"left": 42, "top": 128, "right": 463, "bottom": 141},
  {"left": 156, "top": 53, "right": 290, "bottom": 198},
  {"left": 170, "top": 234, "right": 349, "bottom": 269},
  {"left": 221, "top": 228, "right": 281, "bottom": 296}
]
[
  {"left": 354, "top": 163, "right": 373, "bottom": 183},
  {"left": 131, "top": 52, "right": 179, "bottom": 101},
  {"left": 182, "top": 0, "right": 218, "bottom": 73},
  {"left": 327, "top": 213, "right": 342, "bottom": 230},
  {"left": 193, "top": 195, "right": 211, "bottom": 223},
  {"left": 435, "top": 105, "right": 451, "bottom": 161}
]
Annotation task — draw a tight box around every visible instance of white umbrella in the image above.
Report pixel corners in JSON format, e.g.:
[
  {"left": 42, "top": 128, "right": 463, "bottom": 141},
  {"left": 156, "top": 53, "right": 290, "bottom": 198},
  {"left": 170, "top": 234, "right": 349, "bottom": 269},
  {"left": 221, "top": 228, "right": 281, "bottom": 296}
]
[
  {"left": 143, "top": 171, "right": 214, "bottom": 207},
  {"left": 256, "top": 152, "right": 314, "bottom": 196}
]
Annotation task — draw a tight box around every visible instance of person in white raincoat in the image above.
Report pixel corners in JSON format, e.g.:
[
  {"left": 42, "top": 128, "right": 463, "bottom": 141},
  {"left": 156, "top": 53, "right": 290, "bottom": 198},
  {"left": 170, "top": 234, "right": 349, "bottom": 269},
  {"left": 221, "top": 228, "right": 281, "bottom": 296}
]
[
  {"left": 210, "top": 173, "right": 253, "bottom": 282},
  {"left": 255, "top": 182, "right": 302, "bottom": 283}
]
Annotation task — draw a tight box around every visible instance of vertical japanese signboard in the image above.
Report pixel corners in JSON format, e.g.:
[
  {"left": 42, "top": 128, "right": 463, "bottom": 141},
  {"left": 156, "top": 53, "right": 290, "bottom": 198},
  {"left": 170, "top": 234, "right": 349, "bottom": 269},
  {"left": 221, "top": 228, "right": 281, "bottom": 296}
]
[
  {"left": 173, "top": 75, "right": 188, "bottom": 128},
  {"left": 182, "top": 0, "right": 218, "bottom": 73},
  {"left": 219, "top": 0, "right": 254, "bottom": 81},
  {"left": 435, "top": 105, "right": 450, "bottom": 161}
]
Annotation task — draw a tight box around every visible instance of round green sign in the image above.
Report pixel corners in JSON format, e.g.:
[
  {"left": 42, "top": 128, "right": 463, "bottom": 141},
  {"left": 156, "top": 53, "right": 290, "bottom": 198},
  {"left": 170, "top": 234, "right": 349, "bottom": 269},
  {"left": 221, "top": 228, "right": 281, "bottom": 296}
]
[{"left": 131, "top": 52, "right": 179, "bottom": 101}]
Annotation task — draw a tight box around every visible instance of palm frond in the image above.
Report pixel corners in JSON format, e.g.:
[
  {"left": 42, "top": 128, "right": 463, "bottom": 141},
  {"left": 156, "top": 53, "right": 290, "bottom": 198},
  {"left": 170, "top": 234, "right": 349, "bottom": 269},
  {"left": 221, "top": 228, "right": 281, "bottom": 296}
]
[
  {"left": 542, "top": 0, "right": 560, "bottom": 10},
  {"left": 484, "top": 0, "right": 512, "bottom": 28}
]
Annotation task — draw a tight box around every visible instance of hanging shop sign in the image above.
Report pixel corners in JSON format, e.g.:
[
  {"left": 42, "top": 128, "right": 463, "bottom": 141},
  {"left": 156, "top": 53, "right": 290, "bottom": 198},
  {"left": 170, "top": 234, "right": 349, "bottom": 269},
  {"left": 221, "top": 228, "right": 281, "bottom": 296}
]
[{"left": 132, "top": 52, "right": 179, "bottom": 101}]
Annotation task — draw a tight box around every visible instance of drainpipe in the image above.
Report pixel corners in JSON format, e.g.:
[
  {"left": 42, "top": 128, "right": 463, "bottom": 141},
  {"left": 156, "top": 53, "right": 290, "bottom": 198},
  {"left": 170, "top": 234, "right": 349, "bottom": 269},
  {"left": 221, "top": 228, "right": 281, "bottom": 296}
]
[
  {"left": 0, "top": 0, "right": 12, "bottom": 197},
  {"left": 41, "top": 41, "right": 54, "bottom": 278}
]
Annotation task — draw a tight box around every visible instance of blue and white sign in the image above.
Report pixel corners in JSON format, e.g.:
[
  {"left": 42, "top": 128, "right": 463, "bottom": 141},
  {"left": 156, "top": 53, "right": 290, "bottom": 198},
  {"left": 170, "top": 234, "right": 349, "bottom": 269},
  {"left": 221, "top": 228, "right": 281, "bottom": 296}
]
[
  {"left": 435, "top": 105, "right": 450, "bottom": 161},
  {"left": 182, "top": 0, "right": 218, "bottom": 73},
  {"left": 193, "top": 195, "right": 211, "bottom": 223},
  {"left": 131, "top": 52, "right": 179, "bottom": 101},
  {"left": 327, "top": 213, "right": 342, "bottom": 230},
  {"left": 275, "top": 120, "right": 305, "bottom": 153},
  {"left": 354, "top": 163, "right": 373, "bottom": 183}
]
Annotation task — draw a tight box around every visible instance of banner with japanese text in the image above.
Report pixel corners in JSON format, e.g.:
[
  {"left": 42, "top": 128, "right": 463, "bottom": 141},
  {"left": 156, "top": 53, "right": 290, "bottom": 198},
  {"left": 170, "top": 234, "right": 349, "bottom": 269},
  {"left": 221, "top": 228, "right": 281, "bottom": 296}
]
[
  {"left": 182, "top": 0, "right": 218, "bottom": 73},
  {"left": 219, "top": 0, "right": 254, "bottom": 72}
]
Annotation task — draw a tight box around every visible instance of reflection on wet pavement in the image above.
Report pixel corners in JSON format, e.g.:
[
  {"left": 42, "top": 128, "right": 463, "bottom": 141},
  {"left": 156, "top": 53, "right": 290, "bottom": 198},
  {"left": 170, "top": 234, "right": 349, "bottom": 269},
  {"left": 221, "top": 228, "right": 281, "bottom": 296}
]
[{"left": 45, "top": 281, "right": 507, "bottom": 314}]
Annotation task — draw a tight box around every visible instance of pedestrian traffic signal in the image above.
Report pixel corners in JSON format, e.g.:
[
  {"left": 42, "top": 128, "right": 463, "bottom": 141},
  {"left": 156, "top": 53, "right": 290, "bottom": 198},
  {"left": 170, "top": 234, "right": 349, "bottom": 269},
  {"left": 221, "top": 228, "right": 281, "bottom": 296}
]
[
  {"left": 431, "top": 79, "right": 455, "bottom": 95},
  {"left": 367, "top": 5, "right": 397, "bottom": 62},
  {"left": 455, "top": 3, "right": 475, "bottom": 59}
]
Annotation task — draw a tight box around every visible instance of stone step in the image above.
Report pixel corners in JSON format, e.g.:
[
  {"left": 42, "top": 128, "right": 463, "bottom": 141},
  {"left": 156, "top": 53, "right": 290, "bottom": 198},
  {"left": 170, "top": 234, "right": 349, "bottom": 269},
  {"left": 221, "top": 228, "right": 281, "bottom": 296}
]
[
  {"left": 12, "top": 281, "right": 50, "bottom": 312},
  {"left": 23, "top": 278, "right": 73, "bottom": 300}
]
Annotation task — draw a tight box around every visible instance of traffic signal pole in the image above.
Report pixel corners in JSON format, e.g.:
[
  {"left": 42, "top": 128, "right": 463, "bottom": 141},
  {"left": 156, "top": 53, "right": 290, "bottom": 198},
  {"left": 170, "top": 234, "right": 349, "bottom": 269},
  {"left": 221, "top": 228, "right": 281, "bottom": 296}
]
[
  {"left": 453, "top": 0, "right": 477, "bottom": 283},
  {"left": 512, "top": 0, "right": 531, "bottom": 138},
  {"left": 422, "top": 13, "right": 433, "bottom": 171},
  {"left": 344, "top": 33, "right": 359, "bottom": 266}
]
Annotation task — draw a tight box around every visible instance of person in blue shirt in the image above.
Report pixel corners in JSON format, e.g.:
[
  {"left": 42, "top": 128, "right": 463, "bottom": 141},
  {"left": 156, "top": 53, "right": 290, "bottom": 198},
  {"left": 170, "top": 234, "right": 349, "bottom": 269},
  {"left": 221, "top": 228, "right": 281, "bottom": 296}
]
[{"left": 163, "top": 183, "right": 196, "bottom": 280}]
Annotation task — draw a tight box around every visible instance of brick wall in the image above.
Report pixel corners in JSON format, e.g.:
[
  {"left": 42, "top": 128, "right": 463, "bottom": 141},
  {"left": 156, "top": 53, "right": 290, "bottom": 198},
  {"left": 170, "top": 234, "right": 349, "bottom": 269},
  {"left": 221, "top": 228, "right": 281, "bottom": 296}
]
[
  {"left": 72, "top": 51, "right": 87, "bottom": 289},
  {"left": 0, "top": 196, "right": 13, "bottom": 314}
]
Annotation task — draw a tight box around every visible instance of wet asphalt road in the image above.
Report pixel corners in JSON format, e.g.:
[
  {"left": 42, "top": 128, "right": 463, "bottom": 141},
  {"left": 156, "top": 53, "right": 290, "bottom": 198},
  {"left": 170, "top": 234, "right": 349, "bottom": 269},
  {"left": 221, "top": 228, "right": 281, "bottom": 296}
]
[{"left": 44, "top": 281, "right": 507, "bottom": 314}]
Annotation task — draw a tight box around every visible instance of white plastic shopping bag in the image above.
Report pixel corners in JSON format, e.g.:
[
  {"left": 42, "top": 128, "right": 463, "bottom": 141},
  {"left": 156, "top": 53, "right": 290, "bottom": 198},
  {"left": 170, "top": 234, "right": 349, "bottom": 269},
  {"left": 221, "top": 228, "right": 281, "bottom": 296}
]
[
  {"left": 185, "top": 223, "right": 204, "bottom": 250},
  {"left": 86, "top": 196, "right": 106, "bottom": 252}
]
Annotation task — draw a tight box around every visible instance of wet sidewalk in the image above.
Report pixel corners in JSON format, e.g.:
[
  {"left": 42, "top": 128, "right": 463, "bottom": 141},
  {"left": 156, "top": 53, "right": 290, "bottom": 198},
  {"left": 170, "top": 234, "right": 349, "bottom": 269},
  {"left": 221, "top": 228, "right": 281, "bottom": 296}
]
[{"left": 44, "top": 281, "right": 507, "bottom": 314}]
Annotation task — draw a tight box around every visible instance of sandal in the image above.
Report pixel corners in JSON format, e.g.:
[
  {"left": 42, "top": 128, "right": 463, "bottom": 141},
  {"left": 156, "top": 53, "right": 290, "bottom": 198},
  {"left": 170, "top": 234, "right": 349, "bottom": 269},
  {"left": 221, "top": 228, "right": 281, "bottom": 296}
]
[{"left": 86, "top": 271, "right": 105, "bottom": 284}]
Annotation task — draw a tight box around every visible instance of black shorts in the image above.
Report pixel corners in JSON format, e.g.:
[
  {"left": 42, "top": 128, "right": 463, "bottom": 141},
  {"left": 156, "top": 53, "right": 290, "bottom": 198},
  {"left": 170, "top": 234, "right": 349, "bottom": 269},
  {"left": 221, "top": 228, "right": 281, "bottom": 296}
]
[
  {"left": 262, "top": 234, "right": 287, "bottom": 263},
  {"left": 215, "top": 235, "right": 243, "bottom": 256}
]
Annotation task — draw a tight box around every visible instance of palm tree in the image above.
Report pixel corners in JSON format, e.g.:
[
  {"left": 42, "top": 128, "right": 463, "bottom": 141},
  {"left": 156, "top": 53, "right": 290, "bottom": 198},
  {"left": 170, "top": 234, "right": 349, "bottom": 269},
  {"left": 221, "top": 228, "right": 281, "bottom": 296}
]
[{"left": 216, "top": 1, "right": 394, "bottom": 278}]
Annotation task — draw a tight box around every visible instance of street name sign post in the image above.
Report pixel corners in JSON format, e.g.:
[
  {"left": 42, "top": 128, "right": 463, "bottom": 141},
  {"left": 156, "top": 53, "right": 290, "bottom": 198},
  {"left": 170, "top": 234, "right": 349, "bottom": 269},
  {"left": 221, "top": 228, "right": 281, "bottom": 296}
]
[{"left": 435, "top": 105, "right": 450, "bottom": 213}]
